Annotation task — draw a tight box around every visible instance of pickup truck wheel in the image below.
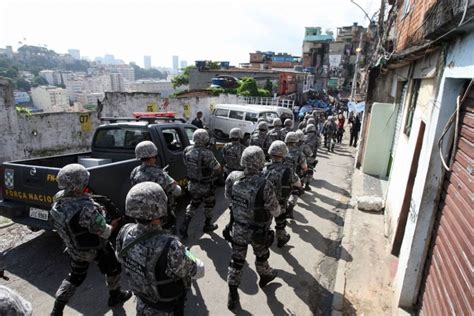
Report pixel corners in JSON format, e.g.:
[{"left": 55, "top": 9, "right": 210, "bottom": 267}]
[{"left": 27, "top": 226, "right": 41, "bottom": 232}]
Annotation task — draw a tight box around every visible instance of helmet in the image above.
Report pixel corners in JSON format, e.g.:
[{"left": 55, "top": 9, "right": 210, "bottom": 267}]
[
  {"left": 298, "top": 121, "right": 306, "bottom": 130},
  {"left": 304, "top": 113, "right": 310, "bottom": 120},
  {"left": 229, "top": 128, "right": 242, "bottom": 139},
  {"left": 135, "top": 141, "right": 158, "bottom": 159},
  {"left": 307, "top": 118, "right": 316, "bottom": 125},
  {"left": 257, "top": 121, "right": 268, "bottom": 131},
  {"left": 272, "top": 118, "right": 282, "bottom": 127},
  {"left": 193, "top": 129, "right": 209, "bottom": 146},
  {"left": 306, "top": 124, "right": 316, "bottom": 133},
  {"left": 268, "top": 140, "right": 288, "bottom": 158},
  {"left": 57, "top": 164, "right": 89, "bottom": 190},
  {"left": 295, "top": 130, "right": 305, "bottom": 141},
  {"left": 240, "top": 146, "right": 265, "bottom": 170},
  {"left": 0, "top": 286, "right": 32, "bottom": 316},
  {"left": 285, "top": 132, "right": 298, "bottom": 144},
  {"left": 328, "top": 116, "right": 333, "bottom": 121},
  {"left": 331, "top": 116, "right": 336, "bottom": 121},
  {"left": 284, "top": 118, "right": 293, "bottom": 128},
  {"left": 125, "top": 182, "right": 168, "bottom": 220}
]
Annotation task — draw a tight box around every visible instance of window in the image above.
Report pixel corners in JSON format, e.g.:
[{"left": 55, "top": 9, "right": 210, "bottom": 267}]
[
  {"left": 402, "top": 0, "right": 411, "bottom": 18},
  {"left": 94, "top": 128, "right": 150, "bottom": 149},
  {"left": 214, "top": 109, "right": 229, "bottom": 117},
  {"left": 184, "top": 126, "right": 196, "bottom": 145},
  {"left": 404, "top": 79, "right": 421, "bottom": 136},
  {"left": 229, "top": 110, "right": 244, "bottom": 120},
  {"left": 258, "top": 112, "right": 279, "bottom": 124},
  {"left": 162, "top": 128, "right": 184, "bottom": 151},
  {"left": 245, "top": 112, "right": 258, "bottom": 122}
]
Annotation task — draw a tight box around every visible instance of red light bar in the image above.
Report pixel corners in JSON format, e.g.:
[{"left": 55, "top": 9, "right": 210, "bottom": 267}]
[{"left": 133, "top": 112, "right": 176, "bottom": 118}]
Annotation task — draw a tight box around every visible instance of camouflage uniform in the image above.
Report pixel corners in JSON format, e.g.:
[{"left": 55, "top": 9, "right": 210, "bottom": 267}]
[
  {"left": 0, "top": 285, "right": 32, "bottom": 315},
  {"left": 250, "top": 121, "right": 270, "bottom": 154},
  {"left": 130, "top": 164, "right": 181, "bottom": 231},
  {"left": 117, "top": 182, "right": 204, "bottom": 315},
  {"left": 225, "top": 146, "right": 281, "bottom": 310},
  {"left": 49, "top": 164, "right": 130, "bottom": 315},
  {"left": 323, "top": 117, "right": 337, "bottom": 151},
  {"left": 284, "top": 133, "right": 307, "bottom": 218},
  {"left": 181, "top": 129, "right": 221, "bottom": 238},
  {"left": 263, "top": 141, "right": 300, "bottom": 247},
  {"left": 222, "top": 142, "right": 246, "bottom": 175},
  {"left": 266, "top": 118, "right": 283, "bottom": 144}
]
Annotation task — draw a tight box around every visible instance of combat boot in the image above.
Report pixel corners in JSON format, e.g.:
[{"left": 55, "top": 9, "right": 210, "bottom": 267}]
[
  {"left": 259, "top": 270, "right": 278, "bottom": 288},
  {"left": 107, "top": 289, "right": 132, "bottom": 306},
  {"left": 304, "top": 183, "right": 312, "bottom": 191},
  {"left": 179, "top": 215, "right": 192, "bottom": 239},
  {"left": 222, "top": 225, "right": 232, "bottom": 242},
  {"left": 286, "top": 204, "right": 295, "bottom": 220},
  {"left": 277, "top": 234, "right": 291, "bottom": 248},
  {"left": 203, "top": 217, "right": 218, "bottom": 233},
  {"left": 227, "top": 285, "right": 239, "bottom": 310},
  {"left": 51, "top": 300, "right": 66, "bottom": 316}
]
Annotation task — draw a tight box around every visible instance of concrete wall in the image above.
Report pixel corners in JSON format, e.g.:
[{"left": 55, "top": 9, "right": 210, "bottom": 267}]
[
  {"left": 0, "top": 78, "right": 98, "bottom": 163},
  {"left": 393, "top": 32, "right": 474, "bottom": 310},
  {"left": 100, "top": 91, "right": 240, "bottom": 126}
]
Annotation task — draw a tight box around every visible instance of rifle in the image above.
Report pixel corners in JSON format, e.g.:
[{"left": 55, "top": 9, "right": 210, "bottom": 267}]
[{"left": 90, "top": 194, "right": 124, "bottom": 221}]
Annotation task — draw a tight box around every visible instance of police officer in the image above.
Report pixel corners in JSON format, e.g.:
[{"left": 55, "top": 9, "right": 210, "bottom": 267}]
[
  {"left": 250, "top": 121, "right": 270, "bottom": 153},
  {"left": 266, "top": 118, "right": 283, "bottom": 144},
  {"left": 0, "top": 286, "right": 32, "bottom": 315},
  {"left": 180, "top": 129, "right": 221, "bottom": 239},
  {"left": 131, "top": 141, "right": 182, "bottom": 232},
  {"left": 222, "top": 127, "right": 247, "bottom": 242},
  {"left": 284, "top": 132, "right": 307, "bottom": 219},
  {"left": 50, "top": 164, "right": 131, "bottom": 315},
  {"left": 225, "top": 146, "right": 281, "bottom": 310},
  {"left": 323, "top": 116, "right": 337, "bottom": 152},
  {"left": 280, "top": 118, "right": 293, "bottom": 141},
  {"left": 117, "top": 182, "right": 205, "bottom": 315},
  {"left": 264, "top": 141, "right": 301, "bottom": 247},
  {"left": 301, "top": 126, "right": 317, "bottom": 191},
  {"left": 222, "top": 128, "right": 246, "bottom": 177}
]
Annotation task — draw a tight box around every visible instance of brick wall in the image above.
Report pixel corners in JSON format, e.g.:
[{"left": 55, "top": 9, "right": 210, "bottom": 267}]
[{"left": 395, "top": 0, "right": 438, "bottom": 51}]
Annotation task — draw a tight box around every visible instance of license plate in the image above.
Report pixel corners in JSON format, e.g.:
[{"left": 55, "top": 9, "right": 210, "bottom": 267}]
[{"left": 29, "top": 208, "right": 49, "bottom": 221}]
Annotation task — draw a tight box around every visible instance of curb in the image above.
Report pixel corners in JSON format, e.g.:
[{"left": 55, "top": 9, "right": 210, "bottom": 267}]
[
  {"left": 331, "top": 202, "right": 354, "bottom": 315},
  {"left": 0, "top": 217, "right": 14, "bottom": 229}
]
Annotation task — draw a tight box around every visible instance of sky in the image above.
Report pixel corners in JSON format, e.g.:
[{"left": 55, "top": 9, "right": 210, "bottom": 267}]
[{"left": 0, "top": 0, "right": 379, "bottom": 68}]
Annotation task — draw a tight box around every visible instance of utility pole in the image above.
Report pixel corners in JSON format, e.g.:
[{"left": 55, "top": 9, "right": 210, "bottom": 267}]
[{"left": 350, "top": 31, "right": 364, "bottom": 101}]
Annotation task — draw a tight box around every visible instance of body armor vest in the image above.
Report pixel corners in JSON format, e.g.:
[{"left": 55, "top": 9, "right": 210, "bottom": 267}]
[
  {"left": 50, "top": 197, "right": 103, "bottom": 251},
  {"left": 184, "top": 146, "right": 211, "bottom": 182},
  {"left": 120, "top": 225, "right": 185, "bottom": 308},
  {"left": 231, "top": 175, "right": 269, "bottom": 227},
  {"left": 264, "top": 163, "right": 291, "bottom": 203}
]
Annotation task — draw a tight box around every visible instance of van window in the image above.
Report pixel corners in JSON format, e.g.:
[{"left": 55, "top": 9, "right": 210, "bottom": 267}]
[
  {"left": 245, "top": 112, "right": 258, "bottom": 122},
  {"left": 215, "top": 109, "right": 229, "bottom": 117},
  {"left": 229, "top": 110, "right": 244, "bottom": 120},
  {"left": 259, "top": 112, "right": 279, "bottom": 124}
]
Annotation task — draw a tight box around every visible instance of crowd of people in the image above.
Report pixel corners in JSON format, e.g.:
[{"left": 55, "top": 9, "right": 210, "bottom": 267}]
[{"left": 0, "top": 109, "right": 362, "bottom": 315}]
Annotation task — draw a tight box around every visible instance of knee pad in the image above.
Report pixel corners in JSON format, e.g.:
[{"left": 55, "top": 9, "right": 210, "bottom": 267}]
[
  {"left": 230, "top": 257, "right": 245, "bottom": 270},
  {"left": 256, "top": 251, "right": 270, "bottom": 263}
]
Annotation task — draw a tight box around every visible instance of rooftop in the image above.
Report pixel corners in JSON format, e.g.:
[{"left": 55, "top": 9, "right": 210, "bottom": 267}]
[{"left": 304, "top": 34, "right": 334, "bottom": 42}]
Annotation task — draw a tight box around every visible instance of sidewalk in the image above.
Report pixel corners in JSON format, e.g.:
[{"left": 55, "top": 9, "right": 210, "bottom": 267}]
[{"left": 333, "top": 168, "right": 397, "bottom": 315}]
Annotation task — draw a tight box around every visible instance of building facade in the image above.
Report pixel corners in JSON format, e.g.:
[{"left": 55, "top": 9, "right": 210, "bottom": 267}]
[
  {"left": 144, "top": 55, "right": 151, "bottom": 69},
  {"left": 31, "top": 86, "right": 69, "bottom": 111},
  {"left": 357, "top": 1, "right": 474, "bottom": 314}
]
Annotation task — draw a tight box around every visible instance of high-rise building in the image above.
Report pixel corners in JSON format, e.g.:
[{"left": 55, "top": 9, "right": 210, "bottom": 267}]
[
  {"left": 107, "top": 65, "right": 135, "bottom": 82},
  {"left": 39, "top": 70, "right": 63, "bottom": 86},
  {"left": 144, "top": 56, "right": 151, "bottom": 69},
  {"left": 172, "top": 55, "right": 179, "bottom": 73},
  {"left": 31, "top": 86, "right": 69, "bottom": 111},
  {"left": 68, "top": 49, "right": 80, "bottom": 60},
  {"left": 109, "top": 73, "right": 123, "bottom": 91},
  {"left": 180, "top": 60, "right": 188, "bottom": 69},
  {"left": 104, "top": 54, "right": 115, "bottom": 64}
]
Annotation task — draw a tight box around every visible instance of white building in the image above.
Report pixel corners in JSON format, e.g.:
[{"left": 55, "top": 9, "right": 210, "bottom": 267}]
[
  {"left": 109, "top": 73, "right": 124, "bottom": 92},
  {"left": 107, "top": 65, "right": 135, "bottom": 82},
  {"left": 65, "top": 78, "right": 85, "bottom": 102},
  {"left": 39, "top": 70, "right": 62, "bottom": 86},
  {"left": 180, "top": 60, "right": 187, "bottom": 70},
  {"left": 144, "top": 56, "right": 151, "bottom": 69},
  {"left": 172, "top": 55, "right": 179, "bottom": 74},
  {"left": 31, "top": 86, "right": 69, "bottom": 111},
  {"left": 77, "top": 91, "right": 104, "bottom": 105},
  {"left": 128, "top": 79, "right": 176, "bottom": 97}
]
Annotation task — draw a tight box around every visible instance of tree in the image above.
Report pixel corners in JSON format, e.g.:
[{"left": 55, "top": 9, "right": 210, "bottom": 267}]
[
  {"left": 15, "top": 78, "right": 31, "bottom": 91},
  {"left": 31, "top": 76, "right": 48, "bottom": 87},
  {"left": 264, "top": 79, "right": 273, "bottom": 93},
  {"left": 207, "top": 61, "right": 220, "bottom": 70},
  {"left": 171, "top": 66, "right": 195, "bottom": 88},
  {"left": 237, "top": 77, "right": 259, "bottom": 96}
]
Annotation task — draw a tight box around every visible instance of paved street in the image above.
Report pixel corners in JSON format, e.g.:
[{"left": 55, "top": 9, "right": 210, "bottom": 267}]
[{"left": 1, "top": 140, "right": 356, "bottom": 315}]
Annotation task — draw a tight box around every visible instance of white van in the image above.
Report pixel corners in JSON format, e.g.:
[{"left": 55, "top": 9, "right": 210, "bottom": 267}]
[{"left": 209, "top": 104, "right": 294, "bottom": 141}]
